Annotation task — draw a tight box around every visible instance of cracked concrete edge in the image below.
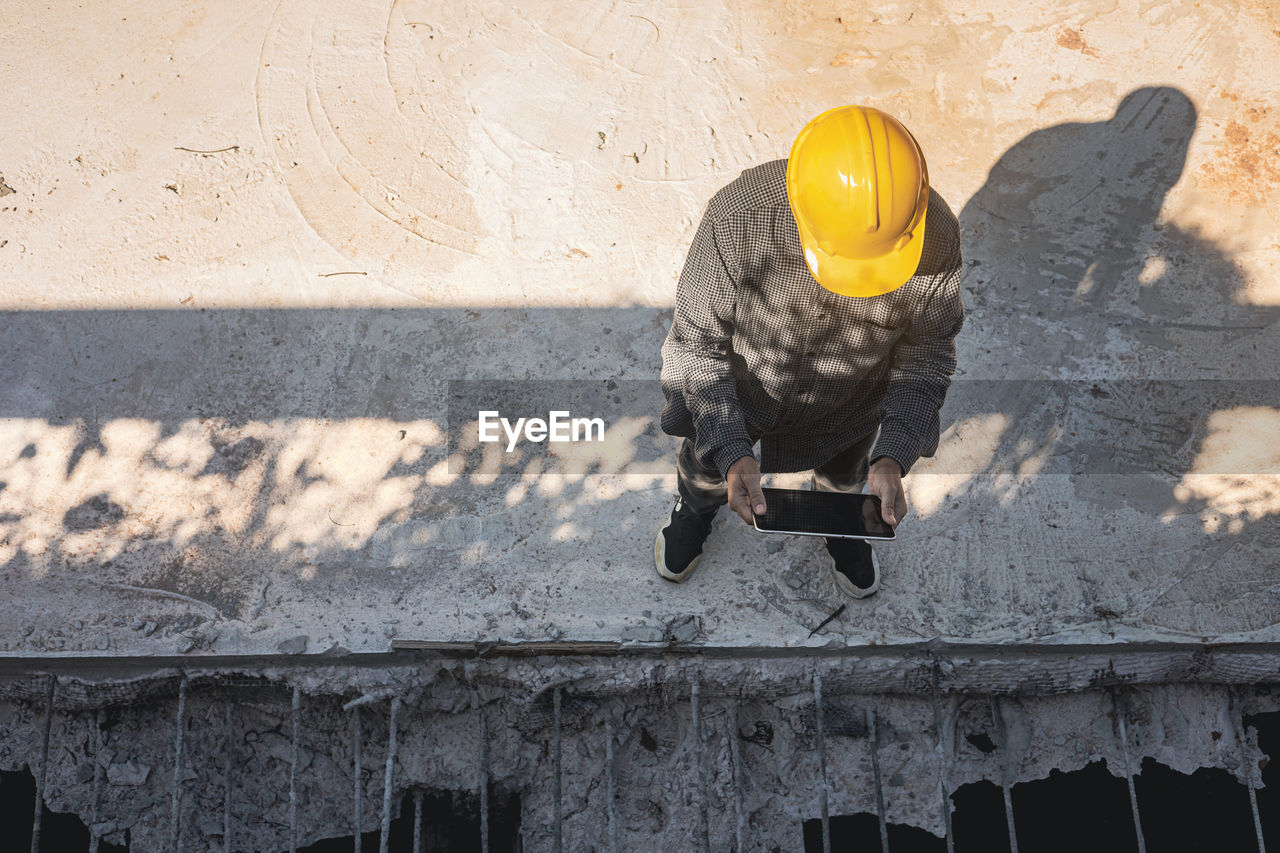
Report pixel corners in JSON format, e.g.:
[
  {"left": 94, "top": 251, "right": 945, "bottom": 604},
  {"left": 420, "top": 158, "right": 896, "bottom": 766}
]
[{"left": 4, "top": 643, "right": 1280, "bottom": 711}]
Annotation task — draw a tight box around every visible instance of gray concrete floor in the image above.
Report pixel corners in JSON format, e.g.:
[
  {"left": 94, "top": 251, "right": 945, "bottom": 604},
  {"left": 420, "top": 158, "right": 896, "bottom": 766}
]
[{"left": 1, "top": 0, "right": 1278, "bottom": 657}]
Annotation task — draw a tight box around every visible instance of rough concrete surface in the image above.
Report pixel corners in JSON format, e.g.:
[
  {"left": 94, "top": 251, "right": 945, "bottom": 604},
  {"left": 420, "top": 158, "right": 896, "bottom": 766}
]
[
  {"left": 1, "top": 0, "right": 1279, "bottom": 660},
  {"left": 1, "top": 659, "right": 1275, "bottom": 849}
]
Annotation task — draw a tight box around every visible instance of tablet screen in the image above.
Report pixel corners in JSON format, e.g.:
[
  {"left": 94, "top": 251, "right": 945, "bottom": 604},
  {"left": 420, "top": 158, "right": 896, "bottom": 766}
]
[{"left": 752, "top": 487, "right": 896, "bottom": 540}]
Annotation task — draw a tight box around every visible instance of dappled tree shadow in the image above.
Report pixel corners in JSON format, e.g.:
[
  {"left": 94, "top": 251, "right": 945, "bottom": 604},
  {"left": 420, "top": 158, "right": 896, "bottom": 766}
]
[
  {"left": 3, "top": 89, "right": 1279, "bottom": 649},
  {"left": 0, "top": 307, "right": 676, "bottom": 647}
]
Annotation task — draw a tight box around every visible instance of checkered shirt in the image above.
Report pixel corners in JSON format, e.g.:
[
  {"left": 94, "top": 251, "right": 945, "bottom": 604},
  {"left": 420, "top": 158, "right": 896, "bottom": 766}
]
[{"left": 660, "top": 158, "right": 965, "bottom": 478}]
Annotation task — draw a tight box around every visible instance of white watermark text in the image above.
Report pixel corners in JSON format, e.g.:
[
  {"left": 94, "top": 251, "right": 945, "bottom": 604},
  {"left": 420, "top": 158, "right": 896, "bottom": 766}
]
[{"left": 477, "top": 410, "right": 606, "bottom": 452}]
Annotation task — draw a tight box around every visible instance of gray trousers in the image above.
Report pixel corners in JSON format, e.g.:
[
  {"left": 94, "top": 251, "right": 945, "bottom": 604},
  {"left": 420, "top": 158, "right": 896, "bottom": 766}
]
[{"left": 676, "top": 429, "right": 878, "bottom": 515}]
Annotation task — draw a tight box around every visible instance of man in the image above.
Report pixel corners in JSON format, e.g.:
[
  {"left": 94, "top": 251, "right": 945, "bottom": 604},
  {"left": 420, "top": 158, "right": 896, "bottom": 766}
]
[{"left": 655, "top": 105, "right": 965, "bottom": 599}]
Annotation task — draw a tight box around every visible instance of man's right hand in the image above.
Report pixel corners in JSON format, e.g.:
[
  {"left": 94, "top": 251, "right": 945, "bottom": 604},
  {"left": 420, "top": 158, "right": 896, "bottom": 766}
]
[{"left": 727, "top": 455, "right": 766, "bottom": 525}]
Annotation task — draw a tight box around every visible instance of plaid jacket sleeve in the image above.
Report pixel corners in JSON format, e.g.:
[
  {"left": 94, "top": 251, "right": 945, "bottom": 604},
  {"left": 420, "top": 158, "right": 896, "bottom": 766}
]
[
  {"left": 869, "top": 236, "right": 966, "bottom": 476},
  {"left": 665, "top": 210, "right": 757, "bottom": 477}
]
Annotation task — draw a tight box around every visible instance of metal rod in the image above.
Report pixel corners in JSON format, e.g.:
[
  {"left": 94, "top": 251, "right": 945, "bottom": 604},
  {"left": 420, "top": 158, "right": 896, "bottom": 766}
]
[
  {"left": 224, "top": 701, "right": 233, "bottom": 853},
  {"left": 478, "top": 697, "right": 490, "bottom": 853},
  {"left": 729, "top": 702, "right": 747, "bottom": 853},
  {"left": 930, "top": 688, "right": 956, "bottom": 853},
  {"left": 30, "top": 675, "right": 55, "bottom": 853},
  {"left": 169, "top": 675, "right": 188, "bottom": 853},
  {"left": 988, "top": 695, "right": 1020, "bottom": 853},
  {"left": 89, "top": 710, "right": 104, "bottom": 853},
  {"left": 380, "top": 697, "right": 401, "bottom": 853},
  {"left": 1111, "top": 690, "right": 1147, "bottom": 853},
  {"left": 692, "top": 676, "right": 711, "bottom": 853},
  {"left": 1228, "top": 690, "right": 1267, "bottom": 853},
  {"left": 813, "top": 674, "right": 830, "bottom": 853},
  {"left": 353, "top": 706, "right": 363, "bottom": 853},
  {"left": 868, "top": 707, "right": 890, "bottom": 853},
  {"left": 604, "top": 719, "right": 618, "bottom": 853},
  {"left": 553, "top": 686, "right": 563, "bottom": 853},
  {"left": 291, "top": 684, "right": 301, "bottom": 853},
  {"left": 412, "top": 790, "right": 423, "bottom": 853}
]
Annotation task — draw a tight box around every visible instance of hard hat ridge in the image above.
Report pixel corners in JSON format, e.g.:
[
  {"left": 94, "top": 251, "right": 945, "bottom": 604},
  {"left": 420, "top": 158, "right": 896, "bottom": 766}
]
[{"left": 786, "top": 105, "right": 929, "bottom": 297}]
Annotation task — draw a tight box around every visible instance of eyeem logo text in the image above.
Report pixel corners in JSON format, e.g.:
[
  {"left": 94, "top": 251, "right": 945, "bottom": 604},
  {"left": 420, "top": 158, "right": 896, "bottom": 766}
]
[{"left": 478, "top": 411, "right": 606, "bottom": 452}]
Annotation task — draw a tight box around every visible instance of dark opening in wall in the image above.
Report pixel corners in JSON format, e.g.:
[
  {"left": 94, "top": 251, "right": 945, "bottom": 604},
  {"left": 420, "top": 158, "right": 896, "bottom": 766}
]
[
  {"left": 0, "top": 768, "right": 128, "bottom": 852},
  {"left": 300, "top": 786, "right": 522, "bottom": 853},
  {"left": 805, "top": 710, "right": 1280, "bottom": 852},
  {"left": 0, "top": 769, "right": 520, "bottom": 853}
]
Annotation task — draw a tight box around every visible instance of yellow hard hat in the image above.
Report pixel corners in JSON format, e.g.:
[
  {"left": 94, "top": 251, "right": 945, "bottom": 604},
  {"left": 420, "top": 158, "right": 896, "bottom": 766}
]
[{"left": 786, "top": 105, "right": 930, "bottom": 297}]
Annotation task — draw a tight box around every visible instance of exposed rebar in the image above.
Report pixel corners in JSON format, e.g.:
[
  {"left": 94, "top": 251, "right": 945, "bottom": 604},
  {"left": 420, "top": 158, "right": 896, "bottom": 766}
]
[
  {"left": 553, "top": 686, "right": 563, "bottom": 853},
  {"left": 692, "top": 675, "right": 711, "bottom": 853},
  {"left": 729, "top": 702, "right": 747, "bottom": 853},
  {"left": 930, "top": 687, "right": 956, "bottom": 853},
  {"left": 380, "top": 696, "right": 401, "bottom": 853},
  {"left": 604, "top": 719, "right": 618, "bottom": 853},
  {"left": 30, "top": 675, "right": 55, "bottom": 853},
  {"left": 1227, "top": 690, "right": 1268, "bottom": 853},
  {"left": 223, "top": 701, "right": 233, "bottom": 853},
  {"left": 867, "top": 707, "right": 890, "bottom": 853},
  {"left": 412, "top": 789, "right": 423, "bottom": 853},
  {"left": 988, "top": 695, "right": 1020, "bottom": 853},
  {"left": 169, "top": 675, "right": 188, "bottom": 853},
  {"left": 291, "top": 684, "right": 301, "bottom": 853},
  {"left": 812, "top": 673, "right": 831, "bottom": 853},
  {"left": 89, "top": 710, "right": 104, "bottom": 853},
  {"left": 1111, "top": 689, "right": 1147, "bottom": 853},
  {"left": 353, "top": 706, "right": 363, "bottom": 853},
  {"left": 476, "top": 695, "right": 490, "bottom": 853}
]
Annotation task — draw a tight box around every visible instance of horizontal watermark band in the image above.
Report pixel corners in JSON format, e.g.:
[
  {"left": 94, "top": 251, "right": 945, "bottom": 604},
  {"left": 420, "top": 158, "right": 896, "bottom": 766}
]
[{"left": 444, "top": 379, "right": 1280, "bottom": 476}]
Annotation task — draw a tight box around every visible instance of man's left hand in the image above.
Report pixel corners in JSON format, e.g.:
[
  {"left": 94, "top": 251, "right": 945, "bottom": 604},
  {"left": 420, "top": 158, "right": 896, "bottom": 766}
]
[{"left": 867, "top": 457, "right": 907, "bottom": 527}]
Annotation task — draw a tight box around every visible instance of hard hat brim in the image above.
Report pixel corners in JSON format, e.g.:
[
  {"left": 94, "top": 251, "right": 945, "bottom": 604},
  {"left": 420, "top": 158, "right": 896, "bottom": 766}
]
[{"left": 796, "top": 208, "right": 928, "bottom": 298}]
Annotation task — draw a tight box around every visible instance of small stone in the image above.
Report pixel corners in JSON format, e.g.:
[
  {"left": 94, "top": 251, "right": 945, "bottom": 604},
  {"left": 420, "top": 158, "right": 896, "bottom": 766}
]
[
  {"left": 95, "top": 637, "right": 110, "bottom": 651},
  {"left": 176, "top": 637, "right": 196, "bottom": 654},
  {"left": 21, "top": 626, "right": 33, "bottom": 637},
  {"left": 130, "top": 618, "right": 144, "bottom": 631},
  {"left": 670, "top": 619, "right": 700, "bottom": 644},
  {"left": 383, "top": 625, "right": 396, "bottom": 639},
  {"left": 277, "top": 635, "right": 308, "bottom": 655},
  {"left": 143, "top": 621, "right": 158, "bottom": 636},
  {"left": 785, "top": 574, "right": 806, "bottom": 590},
  {"left": 74, "top": 620, "right": 84, "bottom": 630},
  {"left": 107, "top": 760, "right": 150, "bottom": 786},
  {"left": 766, "top": 539, "right": 785, "bottom": 554}
]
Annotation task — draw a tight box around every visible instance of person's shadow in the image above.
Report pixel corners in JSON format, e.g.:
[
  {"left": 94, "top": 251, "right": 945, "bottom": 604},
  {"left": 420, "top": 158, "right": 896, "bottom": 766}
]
[
  {"left": 962, "top": 86, "right": 1276, "bottom": 372},
  {"left": 942, "top": 85, "right": 1280, "bottom": 633}
]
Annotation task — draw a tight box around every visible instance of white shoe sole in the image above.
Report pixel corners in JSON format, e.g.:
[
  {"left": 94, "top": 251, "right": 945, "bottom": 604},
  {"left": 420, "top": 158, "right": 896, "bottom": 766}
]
[
  {"left": 831, "top": 545, "right": 880, "bottom": 599},
  {"left": 655, "top": 519, "right": 701, "bottom": 583}
]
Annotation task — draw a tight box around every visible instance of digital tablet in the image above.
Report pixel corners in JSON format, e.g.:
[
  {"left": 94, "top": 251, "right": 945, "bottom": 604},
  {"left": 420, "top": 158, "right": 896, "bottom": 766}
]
[{"left": 751, "top": 487, "right": 896, "bottom": 541}]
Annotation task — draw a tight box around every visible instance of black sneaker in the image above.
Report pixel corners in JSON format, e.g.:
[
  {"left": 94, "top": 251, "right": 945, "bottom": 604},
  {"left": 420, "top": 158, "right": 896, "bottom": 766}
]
[
  {"left": 655, "top": 497, "right": 717, "bottom": 582},
  {"left": 825, "top": 537, "right": 881, "bottom": 599}
]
